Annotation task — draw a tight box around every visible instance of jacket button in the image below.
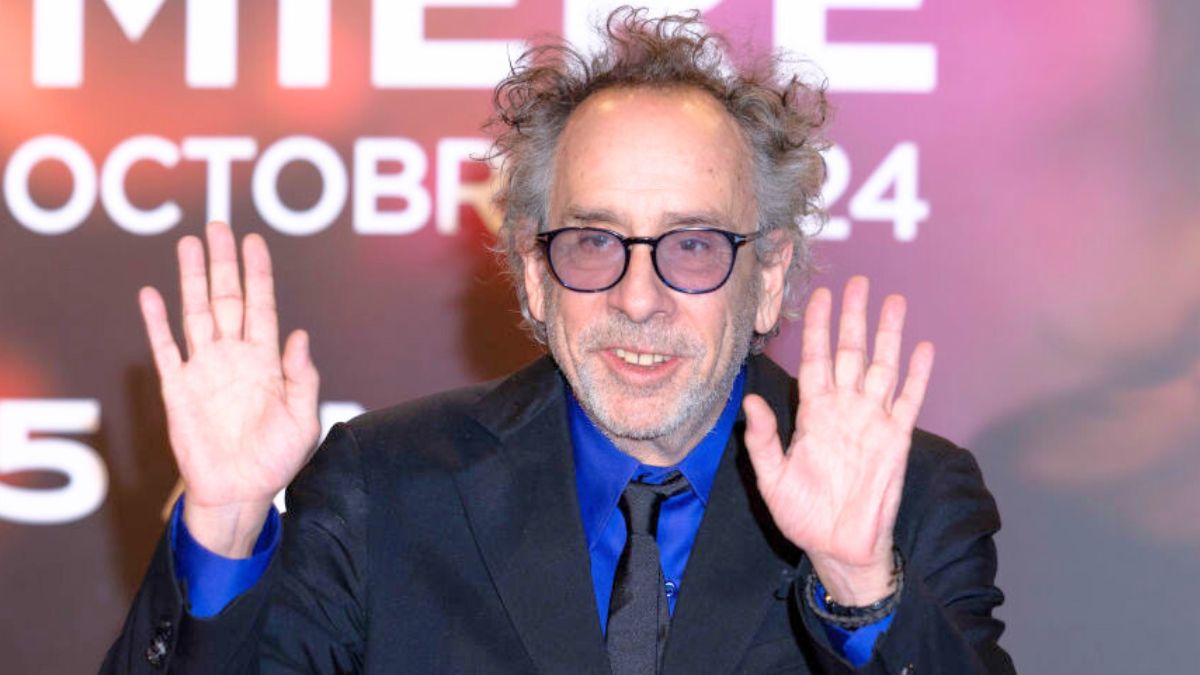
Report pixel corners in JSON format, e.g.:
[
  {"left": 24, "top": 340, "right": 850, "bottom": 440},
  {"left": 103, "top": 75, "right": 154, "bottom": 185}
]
[
  {"left": 144, "top": 620, "right": 173, "bottom": 668},
  {"left": 900, "top": 664, "right": 915, "bottom": 674}
]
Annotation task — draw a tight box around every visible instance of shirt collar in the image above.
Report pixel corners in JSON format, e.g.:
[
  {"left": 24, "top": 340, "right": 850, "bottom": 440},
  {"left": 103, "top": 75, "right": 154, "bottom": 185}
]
[{"left": 569, "top": 368, "right": 746, "bottom": 550}]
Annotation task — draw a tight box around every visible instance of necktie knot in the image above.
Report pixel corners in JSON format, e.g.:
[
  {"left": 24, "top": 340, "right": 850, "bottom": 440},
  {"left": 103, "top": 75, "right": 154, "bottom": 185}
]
[{"left": 619, "top": 471, "right": 691, "bottom": 537}]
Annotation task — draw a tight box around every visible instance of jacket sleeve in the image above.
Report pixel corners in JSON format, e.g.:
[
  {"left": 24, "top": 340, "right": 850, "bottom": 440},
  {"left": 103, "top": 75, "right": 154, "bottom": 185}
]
[
  {"left": 99, "top": 422, "right": 369, "bottom": 674},
  {"left": 793, "top": 436, "right": 1017, "bottom": 674}
]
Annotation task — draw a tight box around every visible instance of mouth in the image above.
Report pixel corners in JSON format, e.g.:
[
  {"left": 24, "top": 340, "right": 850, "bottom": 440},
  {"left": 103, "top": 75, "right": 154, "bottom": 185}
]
[
  {"left": 612, "top": 347, "right": 673, "bottom": 367},
  {"left": 590, "top": 345, "right": 689, "bottom": 391}
]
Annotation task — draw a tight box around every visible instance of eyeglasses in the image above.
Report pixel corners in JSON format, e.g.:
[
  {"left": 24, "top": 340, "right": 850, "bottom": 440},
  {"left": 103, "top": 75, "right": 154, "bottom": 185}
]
[{"left": 535, "top": 226, "right": 760, "bottom": 294}]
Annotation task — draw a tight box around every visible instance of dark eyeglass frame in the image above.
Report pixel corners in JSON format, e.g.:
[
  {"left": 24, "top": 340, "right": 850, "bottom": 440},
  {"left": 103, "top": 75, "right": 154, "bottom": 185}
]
[{"left": 534, "top": 226, "right": 760, "bottom": 294}]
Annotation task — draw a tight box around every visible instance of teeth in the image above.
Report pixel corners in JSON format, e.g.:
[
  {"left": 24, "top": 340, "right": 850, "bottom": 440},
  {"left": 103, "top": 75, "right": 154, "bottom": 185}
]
[{"left": 614, "top": 348, "right": 671, "bottom": 366}]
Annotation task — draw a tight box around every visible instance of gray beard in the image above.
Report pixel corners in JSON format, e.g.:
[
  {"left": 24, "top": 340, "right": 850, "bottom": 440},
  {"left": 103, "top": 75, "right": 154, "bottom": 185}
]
[{"left": 544, "top": 276, "right": 760, "bottom": 444}]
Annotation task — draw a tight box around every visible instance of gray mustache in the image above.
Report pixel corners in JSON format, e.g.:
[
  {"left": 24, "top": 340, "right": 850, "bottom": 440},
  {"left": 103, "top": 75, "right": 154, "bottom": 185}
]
[{"left": 576, "top": 318, "right": 705, "bottom": 357}]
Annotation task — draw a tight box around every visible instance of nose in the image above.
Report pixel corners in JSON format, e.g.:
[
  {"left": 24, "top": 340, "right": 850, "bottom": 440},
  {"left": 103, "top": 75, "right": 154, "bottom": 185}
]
[{"left": 607, "top": 243, "right": 675, "bottom": 322}]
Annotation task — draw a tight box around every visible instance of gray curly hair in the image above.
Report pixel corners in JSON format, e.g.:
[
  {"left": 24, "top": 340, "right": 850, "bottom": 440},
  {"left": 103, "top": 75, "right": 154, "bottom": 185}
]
[{"left": 487, "top": 6, "right": 829, "bottom": 352}]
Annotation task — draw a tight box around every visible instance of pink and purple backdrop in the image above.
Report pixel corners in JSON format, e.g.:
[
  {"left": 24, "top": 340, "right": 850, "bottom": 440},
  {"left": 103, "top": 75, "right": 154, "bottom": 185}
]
[{"left": 1, "top": 1, "right": 1197, "bottom": 672}]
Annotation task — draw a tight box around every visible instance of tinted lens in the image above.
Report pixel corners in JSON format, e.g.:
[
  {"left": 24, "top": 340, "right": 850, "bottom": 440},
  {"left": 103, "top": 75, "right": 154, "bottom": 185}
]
[
  {"left": 547, "top": 228, "right": 625, "bottom": 290},
  {"left": 657, "top": 229, "right": 735, "bottom": 292}
]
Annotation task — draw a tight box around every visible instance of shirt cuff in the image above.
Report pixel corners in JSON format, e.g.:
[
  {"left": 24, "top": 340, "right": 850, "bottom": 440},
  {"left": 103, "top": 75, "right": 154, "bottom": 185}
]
[
  {"left": 813, "top": 580, "right": 896, "bottom": 667},
  {"left": 169, "top": 496, "right": 281, "bottom": 618}
]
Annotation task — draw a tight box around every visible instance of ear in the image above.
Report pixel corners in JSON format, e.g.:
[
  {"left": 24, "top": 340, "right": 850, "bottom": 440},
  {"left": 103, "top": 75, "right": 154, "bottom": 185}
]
[
  {"left": 523, "top": 248, "right": 548, "bottom": 323},
  {"left": 754, "top": 233, "right": 793, "bottom": 334}
]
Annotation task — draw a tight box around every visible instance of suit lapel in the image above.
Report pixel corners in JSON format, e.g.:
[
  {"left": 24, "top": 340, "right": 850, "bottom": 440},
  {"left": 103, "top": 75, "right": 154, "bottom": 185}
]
[
  {"left": 451, "top": 358, "right": 610, "bottom": 675},
  {"left": 662, "top": 356, "right": 803, "bottom": 675}
]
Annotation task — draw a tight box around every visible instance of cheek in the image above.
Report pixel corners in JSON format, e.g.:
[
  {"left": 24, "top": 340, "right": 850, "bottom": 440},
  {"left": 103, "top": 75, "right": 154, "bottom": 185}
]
[
  {"left": 707, "top": 274, "right": 760, "bottom": 354},
  {"left": 545, "top": 291, "right": 593, "bottom": 359},
  {"left": 688, "top": 297, "right": 737, "bottom": 357}
]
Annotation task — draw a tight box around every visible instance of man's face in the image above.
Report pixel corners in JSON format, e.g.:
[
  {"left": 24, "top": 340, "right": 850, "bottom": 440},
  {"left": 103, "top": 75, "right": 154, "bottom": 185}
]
[{"left": 524, "top": 87, "right": 790, "bottom": 456}]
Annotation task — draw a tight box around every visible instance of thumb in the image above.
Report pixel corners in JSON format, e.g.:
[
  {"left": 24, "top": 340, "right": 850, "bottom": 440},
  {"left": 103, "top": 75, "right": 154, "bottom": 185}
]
[
  {"left": 282, "top": 329, "right": 320, "bottom": 427},
  {"left": 743, "top": 394, "right": 786, "bottom": 485}
]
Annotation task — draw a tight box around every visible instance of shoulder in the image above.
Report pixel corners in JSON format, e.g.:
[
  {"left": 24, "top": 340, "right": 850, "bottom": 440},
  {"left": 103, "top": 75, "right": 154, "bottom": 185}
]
[
  {"left": 906, "top": 428, "right": 994, "bottom": 506},
  {"left": 328, "top": 355, "right": 563, "bottom": 472},
  {"left": 344, "top": 379, "right": 497, "bottom": 449},
  {"left": 896, "top": 427, "right": 1002, "bottom": 557}
]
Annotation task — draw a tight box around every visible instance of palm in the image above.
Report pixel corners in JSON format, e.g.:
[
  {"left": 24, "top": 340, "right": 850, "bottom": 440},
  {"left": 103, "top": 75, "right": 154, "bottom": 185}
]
[
  {"left": 744, "top": 277, "right": 933, "bottom": 599},
  {"left": 140, "top": 222, "right": 320, "bottom": 515},
  {"left": 163, "top": 340, "right": 315, "bottom": 508},
  {"left": 756, "top": 387, "right": 914, "bottom": 565}
]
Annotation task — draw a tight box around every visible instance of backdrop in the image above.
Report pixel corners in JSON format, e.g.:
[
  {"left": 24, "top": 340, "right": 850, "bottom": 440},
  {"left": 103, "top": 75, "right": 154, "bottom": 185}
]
[{"left": 2, "top": 1, "right": 1197, "bottom": 672}]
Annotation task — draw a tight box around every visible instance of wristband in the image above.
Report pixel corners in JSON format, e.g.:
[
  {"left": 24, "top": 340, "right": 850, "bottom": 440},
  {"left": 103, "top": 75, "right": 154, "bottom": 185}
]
[{"left": 804, "top": 548, "right": 904, "bottom": 629}]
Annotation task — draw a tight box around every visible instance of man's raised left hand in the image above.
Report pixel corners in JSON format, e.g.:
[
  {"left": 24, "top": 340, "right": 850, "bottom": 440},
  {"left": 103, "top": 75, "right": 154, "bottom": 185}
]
[{"left": 742, "top": 276, "right": 934, "bottom": 606}]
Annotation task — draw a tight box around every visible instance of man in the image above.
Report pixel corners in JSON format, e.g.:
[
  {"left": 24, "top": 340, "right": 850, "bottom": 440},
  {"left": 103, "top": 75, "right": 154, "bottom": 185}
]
[{"left": 103, "top": 8, "right": 1013, "bottom": 674}]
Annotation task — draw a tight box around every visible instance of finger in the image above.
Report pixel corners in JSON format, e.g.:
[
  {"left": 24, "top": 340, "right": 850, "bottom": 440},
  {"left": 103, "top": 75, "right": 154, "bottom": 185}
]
[
  {"left": 743, "top": 394, "right": 787, "bottom": 488},
  {"left": 206, "top": 221, "right": 245, "bottom": 339},
  {"left": 282, "top": 330, "right": 320, "bottom": 429},
  {"left": 177, "top": 235, "right": 214, "bottom": 355},
  {"left": 139, "top": 286, "right": 183, "bottom": 376},
  {"left": 892, "top": 341, "right": 935, "bottom": 429},
  {"left": 798, "top": 287, "right": 834, "bottom": 396},
  {"left": 834, "top": 276, "right": 870, "bottom": 390},
  {"left": 242, "top": 234, "right": 280, "bottom": 348},
  {"left": 863, "top": 294, "right": 906, "bottom": 405}
]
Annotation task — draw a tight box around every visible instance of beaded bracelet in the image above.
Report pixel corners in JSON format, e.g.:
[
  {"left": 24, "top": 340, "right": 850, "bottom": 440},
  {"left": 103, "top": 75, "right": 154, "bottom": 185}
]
[{"left": 803, "top": 548, "right": 905, "bottom": 629}]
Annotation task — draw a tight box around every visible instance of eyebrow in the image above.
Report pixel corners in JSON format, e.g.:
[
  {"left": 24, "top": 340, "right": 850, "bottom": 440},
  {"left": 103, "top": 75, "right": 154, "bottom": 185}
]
[
  {"left": 662, "top": 210, "right": 733, "bottom": 229},
  {"left": 563, "top": 207, "right": 622, "bottom": 226},
  {"left": 560, "top": 206, "right": 734, "bottom": 231}
]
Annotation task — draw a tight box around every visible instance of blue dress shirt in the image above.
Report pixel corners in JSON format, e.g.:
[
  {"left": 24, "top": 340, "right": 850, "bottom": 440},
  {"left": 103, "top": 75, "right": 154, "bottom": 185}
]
[{"left": 171, "top": 366, "right": 893, "bottom": 665}]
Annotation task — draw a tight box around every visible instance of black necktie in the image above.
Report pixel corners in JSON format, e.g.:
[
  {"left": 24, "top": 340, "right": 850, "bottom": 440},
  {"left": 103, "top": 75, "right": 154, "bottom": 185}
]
[{"left": 606, "top": 472, "right": 691, "bottom": 675}]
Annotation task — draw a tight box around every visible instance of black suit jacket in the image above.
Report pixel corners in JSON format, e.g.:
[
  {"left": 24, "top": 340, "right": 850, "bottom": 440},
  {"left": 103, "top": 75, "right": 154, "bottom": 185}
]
[{"left": 102, "top": 355, "right": 1015, "bottom": 674}]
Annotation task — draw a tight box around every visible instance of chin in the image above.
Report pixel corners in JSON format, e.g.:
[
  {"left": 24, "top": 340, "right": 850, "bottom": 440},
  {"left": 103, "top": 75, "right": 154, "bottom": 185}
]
[
  {"left": 591, "top": 399, "right": 687, "bottom": 440},
  {"left": 576, "top": 375, "right": 711, "bottom": 442}
]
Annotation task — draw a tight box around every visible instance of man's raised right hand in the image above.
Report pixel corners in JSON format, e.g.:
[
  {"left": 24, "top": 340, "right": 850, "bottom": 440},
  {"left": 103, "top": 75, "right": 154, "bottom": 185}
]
[{"left": 139, "top": 221, "right": 320, "bottom": 558}]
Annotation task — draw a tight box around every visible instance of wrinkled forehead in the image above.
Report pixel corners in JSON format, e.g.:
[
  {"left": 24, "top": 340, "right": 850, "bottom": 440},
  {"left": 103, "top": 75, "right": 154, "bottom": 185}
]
[{"left": 548, "top": 86, "right": 757, "bottom": 231}]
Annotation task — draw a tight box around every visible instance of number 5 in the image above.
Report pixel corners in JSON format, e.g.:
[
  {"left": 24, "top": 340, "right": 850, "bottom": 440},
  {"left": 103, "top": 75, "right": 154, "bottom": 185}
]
[{"left": 0, "top": 399, "right": 106, "bottom": 524}]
